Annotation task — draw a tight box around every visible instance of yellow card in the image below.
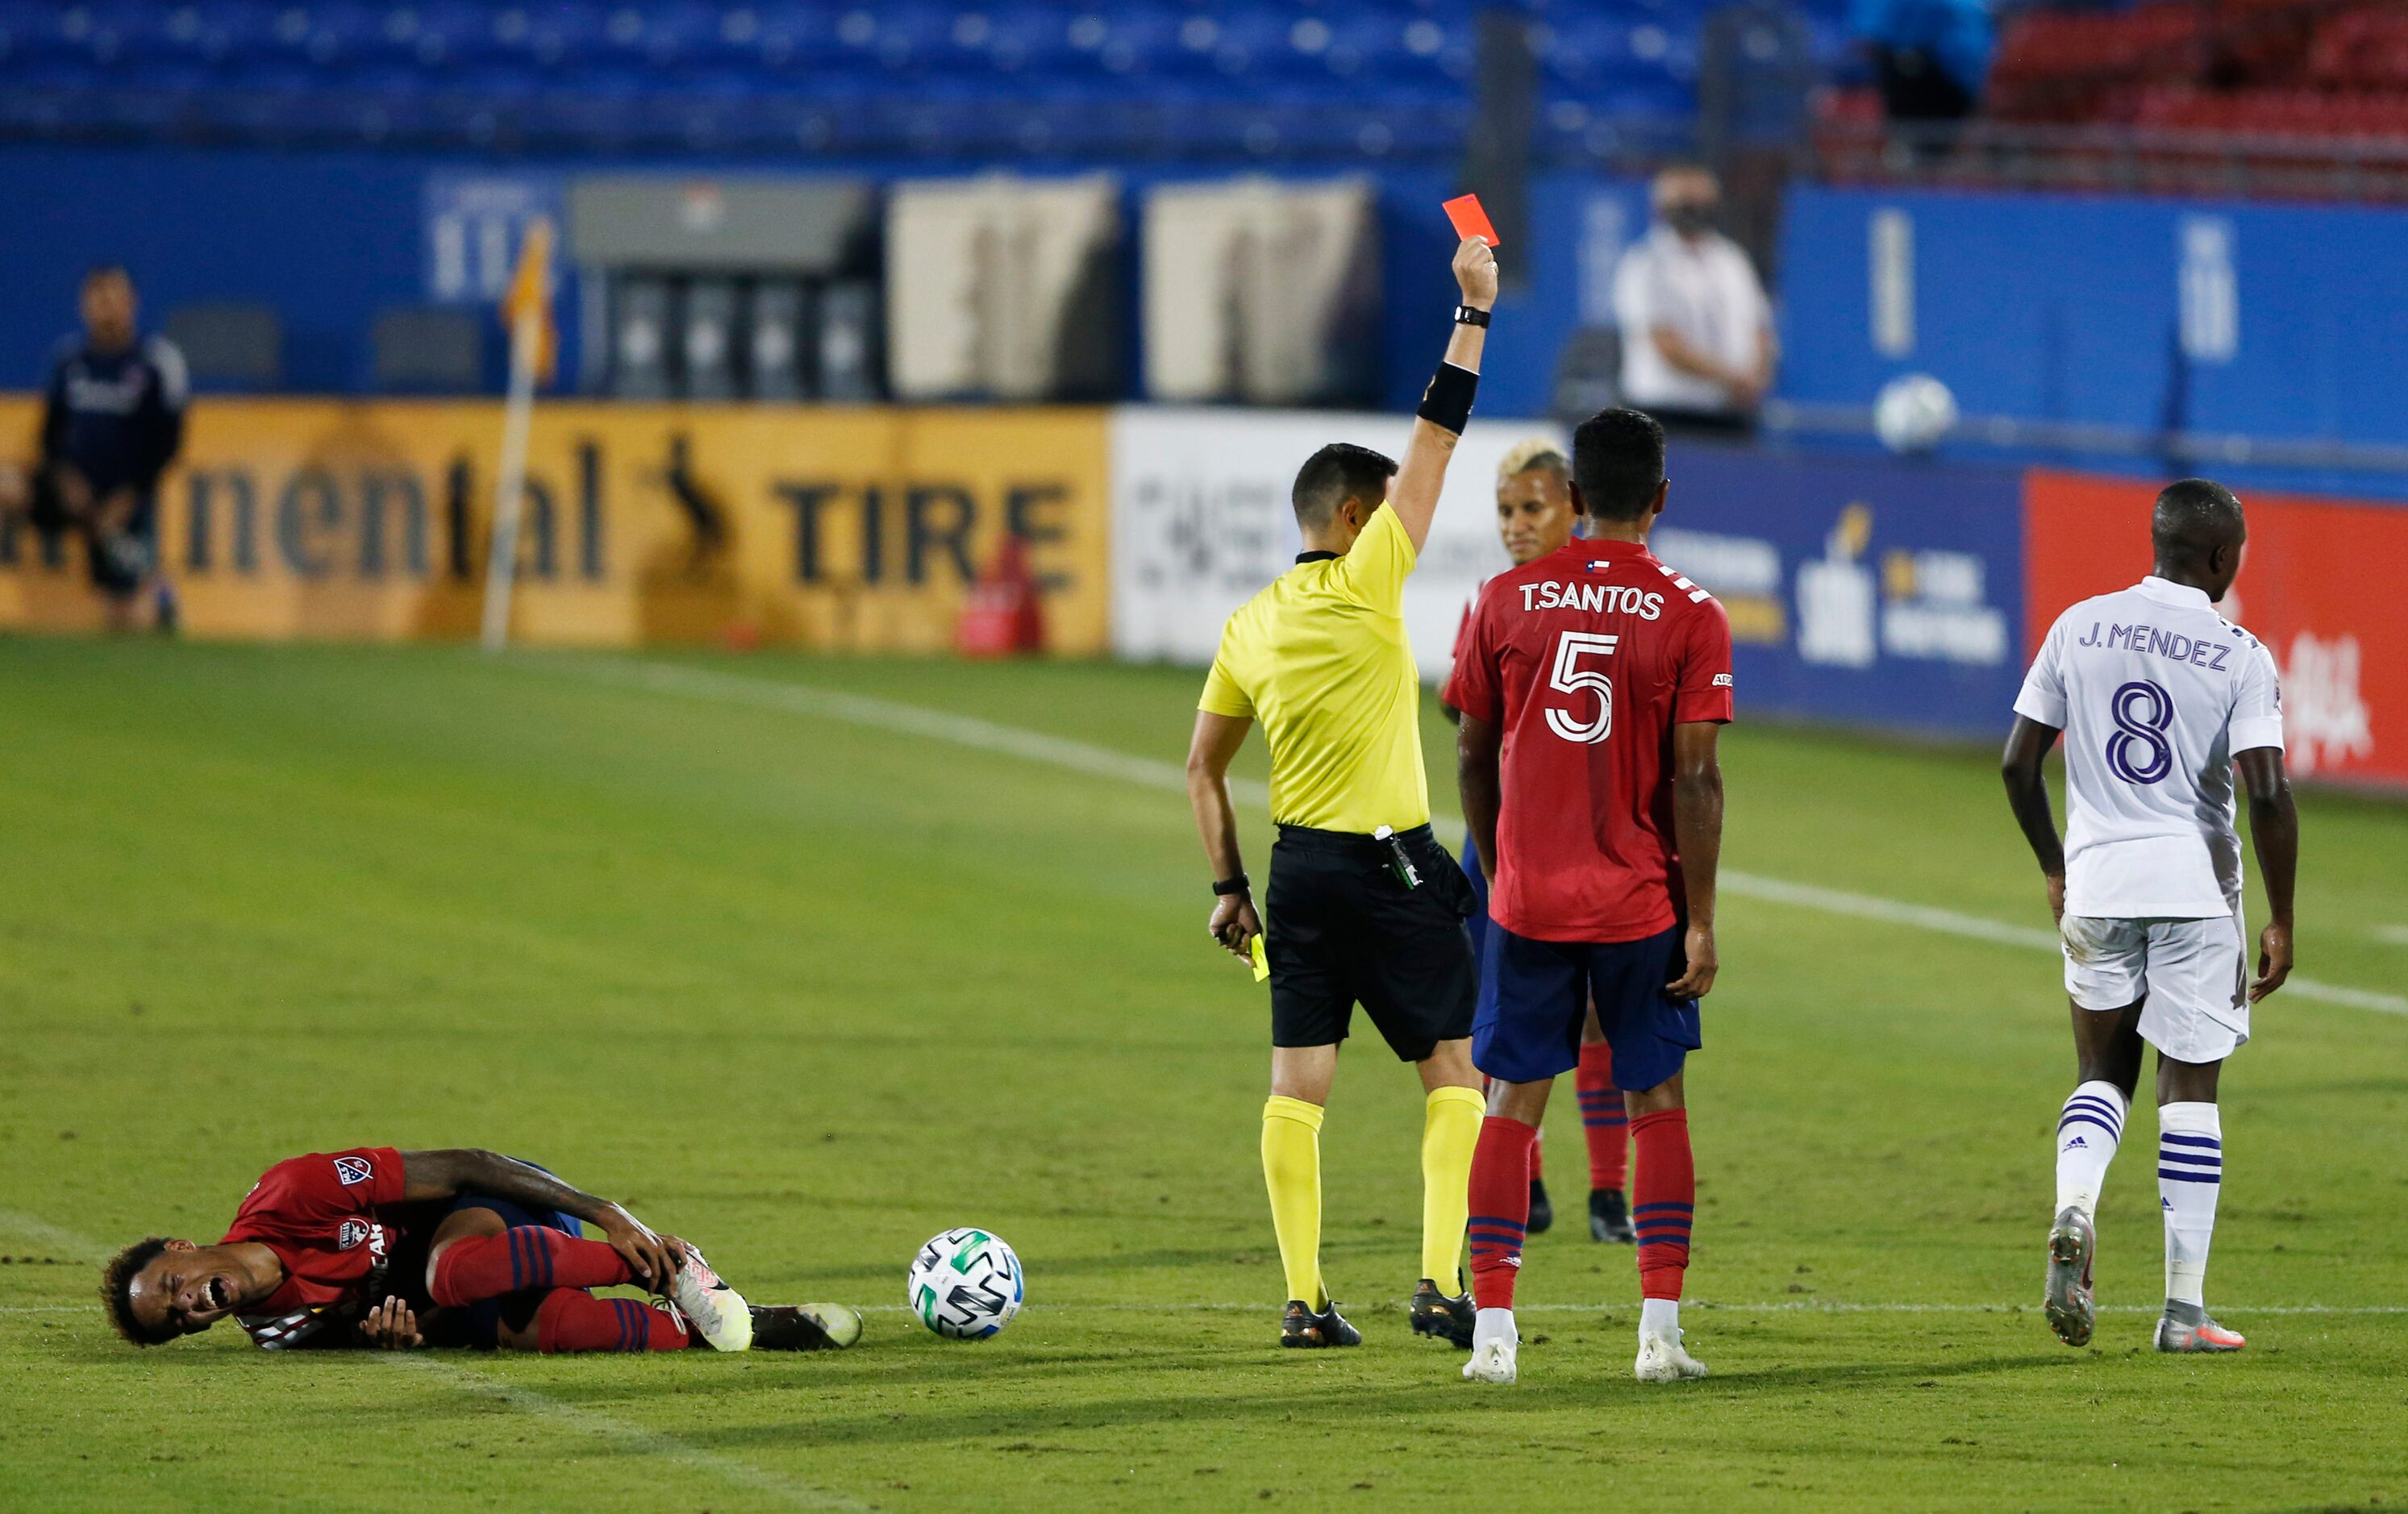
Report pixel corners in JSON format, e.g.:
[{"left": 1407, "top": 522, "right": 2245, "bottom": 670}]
[{"left": 1251, "top": 934, "right": 1270, "bottom": 982}]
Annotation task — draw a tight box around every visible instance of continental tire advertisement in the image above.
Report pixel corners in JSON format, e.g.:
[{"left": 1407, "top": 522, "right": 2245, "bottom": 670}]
[{"left": 0, "top": 398, "right": 1110, "bottom": 653}]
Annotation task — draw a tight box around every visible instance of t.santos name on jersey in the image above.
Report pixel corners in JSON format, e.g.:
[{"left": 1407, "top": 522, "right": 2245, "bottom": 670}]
[
  {"left": 1516, "top": 580, "right": 1665, "bottom": 618},
  {"left": 2074, "top": 619, "right": 2241, "bottom": 671}
]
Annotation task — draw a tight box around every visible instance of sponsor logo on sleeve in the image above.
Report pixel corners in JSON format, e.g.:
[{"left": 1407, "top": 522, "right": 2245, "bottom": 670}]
[
  {"left": 333, "top": 1156, "right": 374, "bottom": 1187},
  {"left": 1712, "top": 673, "right": 1734, "bottom": 688}
]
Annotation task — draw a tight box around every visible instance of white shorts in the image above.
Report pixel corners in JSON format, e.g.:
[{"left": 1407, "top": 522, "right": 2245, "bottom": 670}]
[{"left": 2060, "top": 913, "right": 2249, "bottom": 1063}]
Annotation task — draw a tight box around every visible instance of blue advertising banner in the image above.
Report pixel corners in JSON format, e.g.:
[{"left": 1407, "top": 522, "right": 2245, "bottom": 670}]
[{"left": 1652, "top": 443, "right": 2025, "bottom": 740}]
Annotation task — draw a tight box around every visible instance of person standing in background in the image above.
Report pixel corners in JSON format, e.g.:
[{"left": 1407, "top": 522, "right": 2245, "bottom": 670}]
[
  {"left": 1851, "top": 0, "right": 1995, "bottom": 130},
  {"left": 1448, "top": 438, "right": 1639, "bottom": 1246},
  {"left": 39, "top": 264, "right": 187, "bottom": 631},
  {"left": 1611, "top": 168, "right": 1777, "bottom": 438}
]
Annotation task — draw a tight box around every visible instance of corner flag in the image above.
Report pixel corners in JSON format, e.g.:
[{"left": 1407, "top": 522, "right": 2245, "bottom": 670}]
[{"left": 481, "top": 216, "right": 556, "bottom": 651}]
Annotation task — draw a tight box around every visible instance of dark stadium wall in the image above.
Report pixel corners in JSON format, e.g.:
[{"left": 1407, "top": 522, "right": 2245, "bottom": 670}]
[{"left": 0, "top": 142, "right": 1631, "bottom": 418}]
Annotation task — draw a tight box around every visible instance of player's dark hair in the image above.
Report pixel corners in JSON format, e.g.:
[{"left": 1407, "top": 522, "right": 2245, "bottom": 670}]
[
  {"left": 1291, "top": 443, "right": 1397, "bottom": 531},
  {"left": 2152, "top": 477, "right": 2244, "bottom": 573},
  {"left": 1572, "top": 408, "right": 1668, "bottom": 522},
  {"left": 82, "top": 263, "right": 132, "bottom": 288},
  {"left": 101, "top": 1237, "right": 177, "bottom": 1348}
]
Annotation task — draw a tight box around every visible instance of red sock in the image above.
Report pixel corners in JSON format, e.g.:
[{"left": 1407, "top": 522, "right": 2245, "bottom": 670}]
[
  {"left": 430, "top": 1228, "right": 635, "bottom": 1308},
  {"left": 1577, "top": 1042, "right": 1629, "bottom": 1192},
  {"left": 1486, "top": 1076, "right": 1545, "bottom": 1181},
  {"left": 1630, "top": 1108, "right": 1695, "bottom": 1300},
  {"left": 532, "top": 1289, "right": 695, "bottom": 1352},
  {"left": 1465, "top": 1117, "right": 1535, "bottom": 1312}
]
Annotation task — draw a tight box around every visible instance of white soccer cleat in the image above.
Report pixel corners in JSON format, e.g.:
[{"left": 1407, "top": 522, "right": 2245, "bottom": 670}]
[
  {"left": 669, "top": 1242, "right": 753, "bottom": 1352},
  {"left": 1461, "top": 1335, "right": 1519, "bottom": 1385},
  {"left": 1635, "top": 1329, "right": 1709, "bottom": 1383}
]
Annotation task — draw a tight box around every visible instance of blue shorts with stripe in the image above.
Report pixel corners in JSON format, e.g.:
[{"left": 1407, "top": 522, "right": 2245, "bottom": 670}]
[
  {"left": 1474, "top": 921, "right": 1702, "bottom": 1091},
  {"left": 1460, "top": 831, "right": 1490, "bottom": 965}
]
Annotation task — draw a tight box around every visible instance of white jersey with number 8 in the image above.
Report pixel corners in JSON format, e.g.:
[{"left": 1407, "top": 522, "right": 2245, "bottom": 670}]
[{"left": 2014, "top": 576, "right": 2285, "bottom": 920}]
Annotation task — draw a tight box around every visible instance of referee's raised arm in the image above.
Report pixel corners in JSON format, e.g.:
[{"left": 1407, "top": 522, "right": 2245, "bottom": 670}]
[{"left": 1388, "top": 238, "right": 1499, "bottom": 552}]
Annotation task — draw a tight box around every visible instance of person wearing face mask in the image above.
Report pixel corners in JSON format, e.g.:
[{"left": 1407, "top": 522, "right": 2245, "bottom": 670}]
[{"left": 1610, "top": 168, "right": 1777, "bottom": 437}]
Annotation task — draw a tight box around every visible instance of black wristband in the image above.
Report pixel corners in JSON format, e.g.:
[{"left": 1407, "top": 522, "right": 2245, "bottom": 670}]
[
  {"left": 1452, "top": 304, "right": 1491, "bottom": 328},
  {"left": 1212, "top": 874, "right": 1250, "bottom": 896},
  {"left": 1416, "top": 361, "right": 1478, "bottom": 434}
]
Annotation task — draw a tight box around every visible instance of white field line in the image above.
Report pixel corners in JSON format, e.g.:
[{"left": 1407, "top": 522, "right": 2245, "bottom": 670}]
[
  {"left": 398, "top": 1358, "right": 866, "bottom": 1511},
  {"left": 544, "top": 657, "right": 2407, "bottom": 1018},
  {"left": 13, "top": 1301, "right": 2406, "bottom": 1319},
  {"left": 4, "top": 1208, "right": 857, "bottom": 1509}
]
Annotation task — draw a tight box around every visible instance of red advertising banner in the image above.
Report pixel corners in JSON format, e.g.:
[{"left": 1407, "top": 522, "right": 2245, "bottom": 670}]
[{"left": 2026, "top": 470, "right": 2402, "bottom": 789}]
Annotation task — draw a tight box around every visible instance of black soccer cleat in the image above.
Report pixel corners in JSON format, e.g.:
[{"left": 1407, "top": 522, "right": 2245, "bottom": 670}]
[
  {"left": 1590, "top": 1188, "right": 1636, "bottom": 1245},
  {"left": 1281, "top": 1298, "right": 1362, "bottom": 1349},
  {"left": 1409, "top": 1279, "right": 1476, "bottom": 1347},
  {"left": 748, "top": 1302, "right": 862, "bottom": 1351},
  {"left": 1527, "top": 1178, "right": 1555, "bottom": 1236}
]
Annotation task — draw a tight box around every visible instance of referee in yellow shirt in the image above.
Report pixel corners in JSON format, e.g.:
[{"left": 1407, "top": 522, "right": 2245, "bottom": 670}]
[{"left": 1185, "top": 235, "right": 1498, "bottom": 1351}]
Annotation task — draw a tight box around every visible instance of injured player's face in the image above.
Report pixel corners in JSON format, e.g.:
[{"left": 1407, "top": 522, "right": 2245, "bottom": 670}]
[{"left": 128, "top": 1240, "right": 282, "bottom": 1338}]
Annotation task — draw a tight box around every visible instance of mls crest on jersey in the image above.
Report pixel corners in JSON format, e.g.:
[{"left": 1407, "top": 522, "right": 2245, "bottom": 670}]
[{"left": 332, "top": 1156, "right": 373, "bottom": 1187}]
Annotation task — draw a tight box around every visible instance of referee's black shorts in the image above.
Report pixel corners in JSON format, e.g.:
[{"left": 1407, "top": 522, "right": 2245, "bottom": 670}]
[{"left": 1265, "top": 823, "right": 1478, "bottom": 1062}]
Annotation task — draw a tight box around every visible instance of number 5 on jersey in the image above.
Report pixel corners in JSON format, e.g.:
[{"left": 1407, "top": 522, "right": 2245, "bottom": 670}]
[{"left": 1545, "top": 631, "right": 1619, "bottom": 743}]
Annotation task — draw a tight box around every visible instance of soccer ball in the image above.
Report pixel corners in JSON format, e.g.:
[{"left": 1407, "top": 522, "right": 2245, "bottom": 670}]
[
  {"left": 1873, "top": 372, "right": 1959, "bottom": 455},
  {"left": 906, "top": 1228, "right": 1024, "bottom": 1340}
]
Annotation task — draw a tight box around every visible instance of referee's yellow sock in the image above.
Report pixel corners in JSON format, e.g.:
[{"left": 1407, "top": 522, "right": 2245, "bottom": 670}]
[
  {"left": 1421, "top": 1085, "right": 1487, "bottom": 1293},
  {"left": 1261, "top": 1096, "right": 1327, "bottom": 1308}
]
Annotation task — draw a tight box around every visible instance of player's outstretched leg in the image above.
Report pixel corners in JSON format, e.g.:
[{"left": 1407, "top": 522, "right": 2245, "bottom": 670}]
[
  {"left": 1462, "top": 1113, "right": 1534, "bottom": 1383},
  {"left": 526, "top": 1291, "right": 705, "bottom": 1352},
  {"left": 2155, "top": 1100, "right": 2242, "bottom": 1353},
  {"left": 1631, "top": 1104, "right": 1706, "bottom": 1382},
  {"left": 2045, "top": 1079, "right": 2127, "bottom": 1347},
  {"left": 1577, "top": 1038, "right": 1634, "bottom": 1243}
]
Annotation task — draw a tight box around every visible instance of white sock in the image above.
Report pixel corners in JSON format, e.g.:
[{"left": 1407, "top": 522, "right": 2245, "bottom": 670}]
[
  {"left": 1472, "top": 1307, "right": 1515, "bottom": 1350},
  {"left": 1639, "top": 1297, "right": 1680, "bottom": 1340},
  {"left": 2055, "top": 1080, "right": 2127, "bottom": 1217},
  {"left": 2158, "top": 1101, "right": 2223, "bottom": 1308}
]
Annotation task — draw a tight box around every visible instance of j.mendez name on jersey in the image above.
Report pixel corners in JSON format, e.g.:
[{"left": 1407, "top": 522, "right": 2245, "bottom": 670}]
[{"left": 2074, "top": 619, "right": 2243, "bottom": 670}]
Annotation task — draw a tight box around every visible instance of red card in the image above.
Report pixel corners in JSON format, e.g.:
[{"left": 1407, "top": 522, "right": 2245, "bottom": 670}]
[{"left": 1443, "top": 193, "right": 1498, "bottom": 247}]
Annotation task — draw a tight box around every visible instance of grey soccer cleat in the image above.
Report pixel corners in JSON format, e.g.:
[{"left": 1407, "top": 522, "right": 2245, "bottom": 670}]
[
  {"left": 2043, "top": 1205, "right": 2097, "bottom": 1348},
  {"left": 2155, "top": 1300, "right": 2245, "bottom": 1353}
]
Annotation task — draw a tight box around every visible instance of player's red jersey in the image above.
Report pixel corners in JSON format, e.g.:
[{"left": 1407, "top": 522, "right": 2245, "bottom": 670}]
[
  {"left": 221, "top": 1146, "right": 410, "bottom": 1348},
  {"left": 1443, "top": 536, "right": 1734, "bottom": 943}
]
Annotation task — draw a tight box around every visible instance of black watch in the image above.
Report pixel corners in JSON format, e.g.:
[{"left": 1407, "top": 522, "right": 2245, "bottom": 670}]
[
  {"left": 1212, "top": 874, "right": 1251, "bottom": 896},
  {"left": 1453, "top": 304, "right": 1491, "bottom": 328}
]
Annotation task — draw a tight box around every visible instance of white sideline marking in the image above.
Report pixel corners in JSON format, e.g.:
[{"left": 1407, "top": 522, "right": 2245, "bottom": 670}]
[
  {"left": 398, "top": 1358, "right": 865, "bottom": 1511},
  {"left": 0, "top": 1210, "right": 108, "bottom": 1263},
  {"left": 15, "top": 1301, "right": 2407, "bottom": 1319},
  {"left": 544, "top": 657, "right": 2408, "bottom": 1018}
]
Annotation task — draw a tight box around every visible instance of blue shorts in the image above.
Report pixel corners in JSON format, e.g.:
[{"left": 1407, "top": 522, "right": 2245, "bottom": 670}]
[
  {"left": 1475, "top": 922, "right": 1702, "bottom": 1091},
  {"left": 1460, "top": 831, "right": 1491, "bottom": 964},
  {"left": 428, "top": 1183, "right": 582, "bottom": 1349}
]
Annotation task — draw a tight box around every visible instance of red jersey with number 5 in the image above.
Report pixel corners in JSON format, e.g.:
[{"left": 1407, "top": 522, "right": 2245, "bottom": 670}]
[{"left": 1444, "top": 536, "right": 1734, "bottom": 943}]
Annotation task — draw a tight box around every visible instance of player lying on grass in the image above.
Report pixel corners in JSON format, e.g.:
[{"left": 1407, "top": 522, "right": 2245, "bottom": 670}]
[
  {"left": 101, "top": 1146, "right": 860, "bottom": 1354},
  {"left": 2003, "top": 478, "right": 2297, "bottom": 1356},
  {"left": 1448, "top": 437, "right": 1639, "bottom": 1246}
]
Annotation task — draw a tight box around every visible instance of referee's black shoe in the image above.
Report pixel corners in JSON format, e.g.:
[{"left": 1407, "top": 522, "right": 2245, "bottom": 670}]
[
  {"left": 1527, "top": 1177, "right": 1556, "bottom": 1235},
  {"left": 1281, "top": 1297, "right": 1362, "bottom": 1349},
  {"left": 1409, "top": 1279, "right": 1475, "bottom": 1347}
]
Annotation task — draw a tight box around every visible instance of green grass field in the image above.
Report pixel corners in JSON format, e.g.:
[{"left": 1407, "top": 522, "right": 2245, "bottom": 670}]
[{"left": 2, "top": 637, "right": 2404, "bottom": 1512}]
